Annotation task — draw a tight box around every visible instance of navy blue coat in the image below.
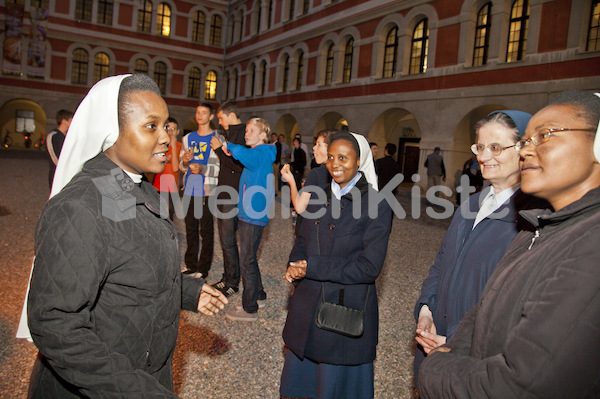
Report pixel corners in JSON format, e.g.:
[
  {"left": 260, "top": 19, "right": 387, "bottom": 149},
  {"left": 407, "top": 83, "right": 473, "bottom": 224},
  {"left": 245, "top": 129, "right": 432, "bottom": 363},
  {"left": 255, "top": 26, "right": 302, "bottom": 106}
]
[
  {"left": 414, "top": 188, "right": 543, "bottom": 340},
  {"left": 282, "top": 175, "right": 392, "bottom": 366}
]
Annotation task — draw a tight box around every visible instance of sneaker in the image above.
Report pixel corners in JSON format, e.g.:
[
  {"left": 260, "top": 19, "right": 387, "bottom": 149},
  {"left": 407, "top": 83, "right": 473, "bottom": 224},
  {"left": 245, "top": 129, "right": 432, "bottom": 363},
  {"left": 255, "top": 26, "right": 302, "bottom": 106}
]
[
  {"left": 257, "top": 299, "right": 266, "bottom": 309},
  {"left": 221, "top": 286, "right": 239, "bottom": 298},
  {"left": 226, "top": 306, "right": 258, "bottom": 321},
  {"left": 211, "top": 279, "right": 226, "bottom": 290},
  {"left": 182, "top": 270, "right": 204, "bottom": 279}
]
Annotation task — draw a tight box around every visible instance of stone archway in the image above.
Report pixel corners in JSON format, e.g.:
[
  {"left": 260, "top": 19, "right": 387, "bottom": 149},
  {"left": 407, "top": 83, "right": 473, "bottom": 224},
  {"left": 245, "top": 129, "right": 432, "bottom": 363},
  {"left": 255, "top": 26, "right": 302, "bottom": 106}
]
[
  {"left": 312, "top": 112, "right": 348, "bottom": 137},
  {"left": 0, "top": 99, "right": 47, "bottom": 149}
]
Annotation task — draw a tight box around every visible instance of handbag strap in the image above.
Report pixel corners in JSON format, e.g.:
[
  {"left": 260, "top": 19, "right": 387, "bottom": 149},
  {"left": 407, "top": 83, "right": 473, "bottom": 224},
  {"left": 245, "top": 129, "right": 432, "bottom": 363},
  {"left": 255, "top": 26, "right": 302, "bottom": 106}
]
[{"left": 321, "top": 282, "right": 372, "bottom": 312}]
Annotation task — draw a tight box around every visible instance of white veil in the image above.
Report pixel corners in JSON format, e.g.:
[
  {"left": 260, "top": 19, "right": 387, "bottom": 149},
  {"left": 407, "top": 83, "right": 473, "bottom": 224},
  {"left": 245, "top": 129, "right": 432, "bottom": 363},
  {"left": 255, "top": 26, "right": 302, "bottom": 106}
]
[{"left": 351, "top": 132, "right": 379, "bottom": 191}]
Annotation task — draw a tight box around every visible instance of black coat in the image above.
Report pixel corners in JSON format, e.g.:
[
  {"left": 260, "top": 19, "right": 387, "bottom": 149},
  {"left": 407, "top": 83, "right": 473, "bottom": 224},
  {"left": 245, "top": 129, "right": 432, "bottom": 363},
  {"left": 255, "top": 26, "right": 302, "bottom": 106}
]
[
  {"left": 27, "top": 153, "right": 203, "bottom": 398},
  {"left": 282, "top": 175, "right": 392, "bottom": 366}
]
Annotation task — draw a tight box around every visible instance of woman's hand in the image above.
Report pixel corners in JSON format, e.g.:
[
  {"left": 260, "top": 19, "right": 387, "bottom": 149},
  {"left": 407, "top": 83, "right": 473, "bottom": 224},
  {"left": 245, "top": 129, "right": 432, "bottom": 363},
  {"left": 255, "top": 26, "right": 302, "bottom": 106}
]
[
  {"left": 415, "top": 329, "right": 447, "bottom": 354},
  {"left": 283, "top": 260, "right": 307, "bottom": 282},
  {"left": 280, "top": 164, "right": 294, "bottom": 185},
  {"left": 197, "top": 283, "right": 228, "bottom": 316}
]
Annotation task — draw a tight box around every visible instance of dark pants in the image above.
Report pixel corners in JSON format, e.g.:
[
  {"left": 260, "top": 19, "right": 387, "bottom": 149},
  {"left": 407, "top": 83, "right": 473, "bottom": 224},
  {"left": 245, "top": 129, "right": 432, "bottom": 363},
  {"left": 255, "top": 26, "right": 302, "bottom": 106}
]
[
  {"left": 217, "top": 202, "right": 240, "bottom": 288},
  {"left": 238, "top": 220, "right": 266, "bottom": 313},
  {"left": 184, "top": 195, "right": 213, "bottom": 276}
]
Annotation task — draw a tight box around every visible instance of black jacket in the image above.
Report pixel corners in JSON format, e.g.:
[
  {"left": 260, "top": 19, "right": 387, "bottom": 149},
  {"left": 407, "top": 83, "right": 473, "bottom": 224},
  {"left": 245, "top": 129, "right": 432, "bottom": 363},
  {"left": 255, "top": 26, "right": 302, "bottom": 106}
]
[
  {"left": 419, "top": 187, "right": 600, "bottom": 398},
  {"left": 214, "top": 123, "right": 245, "bottom": 199},
  {"left": 282, "top": 175, "right": 392, "bottom": 365},
  {"left": 27, "top": 153, "right": 203, "bottom": 398}
]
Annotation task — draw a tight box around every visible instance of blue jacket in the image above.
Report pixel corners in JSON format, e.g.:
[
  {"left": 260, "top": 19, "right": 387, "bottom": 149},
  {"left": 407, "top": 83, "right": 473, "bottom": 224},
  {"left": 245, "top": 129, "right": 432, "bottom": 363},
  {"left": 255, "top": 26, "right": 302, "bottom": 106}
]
[
  {"left": 282, "top": 175, "right": 393, "bottom": 365},
  {"left": 414, "top": 188, "right": 545, "bottom": 339},
  {"left": 227, "top": 142, "right": 276, "bottom": 226}
]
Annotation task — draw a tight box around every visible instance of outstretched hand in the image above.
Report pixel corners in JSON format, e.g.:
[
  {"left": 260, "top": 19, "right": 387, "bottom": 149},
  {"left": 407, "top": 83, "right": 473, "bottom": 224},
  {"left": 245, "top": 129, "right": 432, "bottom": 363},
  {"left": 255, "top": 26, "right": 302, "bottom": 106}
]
[
  {"left": 197, "top": 283, "right": 228, "bottom": 316},
  {"left": 280, "top": 164, "right": 294, "bottom": 185}
]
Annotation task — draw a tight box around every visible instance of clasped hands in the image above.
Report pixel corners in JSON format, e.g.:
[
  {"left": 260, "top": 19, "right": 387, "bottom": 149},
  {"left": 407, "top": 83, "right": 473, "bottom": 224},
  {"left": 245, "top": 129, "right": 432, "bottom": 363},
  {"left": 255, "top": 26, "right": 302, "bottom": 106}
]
[
  {"left": 415, "top": 306, "right": 449, "bottom": 354},
  {"left": 284, "top": 260, "right": 307, "bottom": 283}
]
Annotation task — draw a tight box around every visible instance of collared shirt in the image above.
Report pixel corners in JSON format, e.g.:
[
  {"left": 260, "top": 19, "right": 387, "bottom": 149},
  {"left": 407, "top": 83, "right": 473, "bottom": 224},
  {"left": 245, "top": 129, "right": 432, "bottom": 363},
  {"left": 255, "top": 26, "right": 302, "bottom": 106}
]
[
  {"left": 472, "top": 183, "right": 521, "bottom": 229},
  {"left": 331, "top": 172, "right": 362, "bottom": 199}
]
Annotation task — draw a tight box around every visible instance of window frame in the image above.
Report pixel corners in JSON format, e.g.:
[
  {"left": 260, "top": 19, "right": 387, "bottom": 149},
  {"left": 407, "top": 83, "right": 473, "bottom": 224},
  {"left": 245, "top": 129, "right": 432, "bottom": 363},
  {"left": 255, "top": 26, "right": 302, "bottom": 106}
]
[
  {"left": 472, "top": 2, "right": 492, "bottom": 66},
  {"left": 506, "top": 0, "right": 529, "bottom": 63},
  {"left": 93, "top": 52, "right": 110, "bottom": 83},
  {"left": 156, "top": 2, "right": 171, "bottom": 37},
  {"left": 192, "top": 11, "right": 206, "bottom": 43},
  {"left": 137, "top": 0, "right": 153, "bottom": 33},
  {"left": 409, "top": 19, "right": 429, "bottom": 75},
  {"left": 205, "top": 70, "right": 217, "bottom": 100},
  {"left": 71, "top": 48, "right": 89, "bottom": 84},
  {"left": 342, "top": 38, "right": 353, "bottom": 83},
  {"left": 188, "top": 67, "right": 201, "bottom": 98},
  {"left": 382, "top": 27, "right": 398, "bottom": 78},
  {"left": 587, "top": 0, "right": 600, "bottom": 51}
]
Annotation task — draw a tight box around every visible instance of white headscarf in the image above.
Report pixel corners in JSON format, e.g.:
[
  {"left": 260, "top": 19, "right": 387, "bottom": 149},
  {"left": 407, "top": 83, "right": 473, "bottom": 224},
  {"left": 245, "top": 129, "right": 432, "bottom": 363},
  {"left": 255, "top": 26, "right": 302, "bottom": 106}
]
[
  {"left": 351, "top": 132, "right": 379, "bottom": 191},
  {"left": 17, "top": 74, "right": 130, "bottom": 340},
  {"left": 50, "top": 74, "right": 130, "bottom": 198}
]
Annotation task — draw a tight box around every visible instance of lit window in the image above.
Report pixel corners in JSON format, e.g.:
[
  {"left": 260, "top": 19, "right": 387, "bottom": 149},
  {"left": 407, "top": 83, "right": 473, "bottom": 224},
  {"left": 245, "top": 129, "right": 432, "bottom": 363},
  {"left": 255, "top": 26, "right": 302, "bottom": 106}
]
[
  {"left": 93, "top": 52, "right": 110, "bottom": 82},
  {"left": 71, "top": 48, "right": 88, "bottom": 84},
  {"left": 156, "top": 3, "right": 171, "bottom": 36},
  {"left": 325, "top": 44, "right": 334, "bottom": 86},
  {"left": 382, "top": 27, "right": 398, "bottom": 78},
  {"left": 154, "top": 61, "right": 167, "bottom": 93},
  {"left": 193, "top": 11, "right": 205, "bottom": 43},
  {"left": 205, "top": 70, "right": 217, "bottom": 100},
  {"left": 210, "top": 15, "right": 222, "bottom": 46},
  {"left": 409, "top": 19, "right": 429, "bottom": 74},
  {"left": 587, "top": 0, "right": 600, "bottom": 51},
  {"left": 473, "top": 3, "right": 491, "bottom": 66},
  {"left": 134, "top": 59, "right": 148, "bottom": 74},
  {"left": 137, "top": 0, "right": 152, "bottom": 33},
  {"left": 16, "top": 110, "right": 35, "bottom": 133},
  {"left": 343, "top": 38, "right": 353, "bottom": 83},
  {"left": 75, "top": 0, "right": 92, "bottom": 22},
  {"left": 506, "top": 0, "right": 529, "bottom": 63},
  {"left": 30, "top": 0, "right": 49, "bottom": 9},
  {"left": 97, "top": 0, "right": 113, "bottom": 25},
  {"left": 188, "top": 67, "right": 201, "bottom": 98}
]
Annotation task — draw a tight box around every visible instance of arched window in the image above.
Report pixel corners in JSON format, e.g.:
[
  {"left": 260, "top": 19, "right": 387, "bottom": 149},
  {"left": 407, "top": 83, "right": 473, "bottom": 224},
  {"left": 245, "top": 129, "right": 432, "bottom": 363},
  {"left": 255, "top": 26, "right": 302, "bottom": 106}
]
[
  {"left": 473, "top": 3, "right": 492, "bottom": 66},
  {"left": 382, "top": 27, "right": 398, "bottom": 78},
  {"left": 256, "top": 4, "right": 262, "bottom": 34},
  {"left": 156, "top": 3, "right": 171, "bottom": 36},
  {"left": 93, "top": 52, "right": 110, "bottom": 82},
  {"left": 210, "top": 15, "right": 222, "bottom": 46},
  {"left": 260, "top": 60, "right": 267, "bottom": 95},
  {"left": 249, "top": 64, "right": 256, "bottom": 97},
  {"left": 238, "top": 10, "right": 244, "bottom": 41},
  {"left": 192, "top": 11, "right": 205, "bottom": 43},
  {"left": 303, "top": 0, "right": 310, "bottom": 14},
  {"left": 409, "top": 19, "right": 429, "bottom": 74},
  {"left": 71, "top": 48, "right": 88, "bottom": 84},
  {"left": 188, "top": 67, "right": 201, "bottom": 98},
  {"left": 154, "top": 61, "right": 167, "bottom": 93},
  {"left": 506, "top": 0, "right": 529, "bottom": 62},
  {"left": 296, "top": 50, "right": 304, "bottom": 90},
  {"left": 342, "top": 38, "right": 353, "bottom": 83},
  {"left": 325, "top": 43, "right": 334, "bottom": 86},
  {"left": 97, "top": 0, "right": 113, "bottom": 25},
  {"left": 587, "top": 0, "right": 600, "bottom": 51},
  {"left": 75, "top": 0, "right": 92, "bottom": 22},
  {"left": 134, "top": 58, "right": 148, "bottom": 74},
  {"left": 289, "top": 0, "right": 296, "bottom": 20},
  {"left": 223, "top": 71, "right": 230, "bottom": 100},
  {"left": 282, "top": 56, "right": 290, "bottom": 92},
  {"left": 205, "top": 70, "right": 217, "bottom": 100},
  {"left": 137, "top": 0, "right": 152, "bottom": 33}
]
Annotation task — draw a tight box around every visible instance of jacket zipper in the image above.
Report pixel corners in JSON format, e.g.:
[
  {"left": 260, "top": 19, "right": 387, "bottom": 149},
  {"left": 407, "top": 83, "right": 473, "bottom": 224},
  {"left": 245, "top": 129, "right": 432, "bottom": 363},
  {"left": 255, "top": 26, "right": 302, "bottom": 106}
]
[{"left": 528, "top": 228, "right": 540, "bottom": 250}]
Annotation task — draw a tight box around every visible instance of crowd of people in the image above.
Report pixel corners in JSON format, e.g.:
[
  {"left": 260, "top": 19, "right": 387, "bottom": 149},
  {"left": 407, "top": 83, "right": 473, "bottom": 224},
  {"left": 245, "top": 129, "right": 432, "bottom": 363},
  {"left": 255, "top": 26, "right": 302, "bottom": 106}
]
[{"left": 17, "top": 73, "right": 600, "bottom": 398}]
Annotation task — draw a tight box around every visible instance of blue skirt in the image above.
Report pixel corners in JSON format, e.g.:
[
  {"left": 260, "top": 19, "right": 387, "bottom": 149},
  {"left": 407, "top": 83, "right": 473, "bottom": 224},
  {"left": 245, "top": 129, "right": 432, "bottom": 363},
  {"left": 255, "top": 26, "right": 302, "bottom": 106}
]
[{"left": 280, "top": 349, "right": 374, "bottom": 399}]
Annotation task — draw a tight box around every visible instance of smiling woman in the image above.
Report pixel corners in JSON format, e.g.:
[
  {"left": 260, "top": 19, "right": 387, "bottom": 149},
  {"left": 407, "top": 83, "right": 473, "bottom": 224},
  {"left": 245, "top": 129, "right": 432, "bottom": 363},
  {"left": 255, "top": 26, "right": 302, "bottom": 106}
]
[
  {"left": 21, "top": 74, "right": 227, "bottom": 399},
  {"left": 418, "top": 90, "right": 600, "bottom": 398}
]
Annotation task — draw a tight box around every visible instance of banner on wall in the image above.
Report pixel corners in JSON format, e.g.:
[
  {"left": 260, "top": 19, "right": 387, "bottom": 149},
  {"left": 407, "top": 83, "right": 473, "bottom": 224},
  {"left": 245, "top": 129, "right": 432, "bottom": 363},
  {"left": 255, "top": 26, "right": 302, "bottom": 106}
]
[
  {"left": 2, "top": 3, "right": 24, "bottom": 75},
  {"left": 28, "top": 8, "right": 49, "bottom": 78}
]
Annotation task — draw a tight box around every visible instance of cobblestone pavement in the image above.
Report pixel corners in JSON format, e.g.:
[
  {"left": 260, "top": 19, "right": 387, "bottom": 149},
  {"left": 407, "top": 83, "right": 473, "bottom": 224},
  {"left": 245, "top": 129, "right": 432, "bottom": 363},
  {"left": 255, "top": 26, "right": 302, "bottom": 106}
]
[{"left": 0, "top": 149, "right": 451, "bottom": 398}]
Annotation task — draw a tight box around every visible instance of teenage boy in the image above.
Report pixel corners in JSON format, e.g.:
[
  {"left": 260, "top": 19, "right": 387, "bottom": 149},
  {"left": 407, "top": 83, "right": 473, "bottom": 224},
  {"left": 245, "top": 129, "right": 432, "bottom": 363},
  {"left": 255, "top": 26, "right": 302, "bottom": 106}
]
[
  {"left": 210, "top": 102, "right": 245, "bottom": 297},
  {"left": 47, "top": 109, "right": 73, "bottom": 189},
  {"left": 180, "top": 103, "right": 224, "bottom": 279},
  {"left": 215, "top": 117, "right": 276, "bottom": 321}
]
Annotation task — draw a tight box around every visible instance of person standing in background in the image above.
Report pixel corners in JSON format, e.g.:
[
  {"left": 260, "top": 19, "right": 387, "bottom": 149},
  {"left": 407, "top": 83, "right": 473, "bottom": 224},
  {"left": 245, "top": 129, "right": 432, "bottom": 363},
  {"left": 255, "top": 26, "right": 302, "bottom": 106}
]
[
  {"left": 425, "top": 146, "right": 446, "bottom": 189},
  {"left": 210, "top": 101, "right": 246, "bottom": 298},
  {"left": 46, "top": 109, "right": 73, "bottom": 189},
  {"left": 369, "top": 141, "right": 378, "bottom": 160},
  {"left": 375, "top": 143, "right": 402, "bottom": 193},
  {"left": 152, "top": 117, "right": 182, "bottom": 220}
]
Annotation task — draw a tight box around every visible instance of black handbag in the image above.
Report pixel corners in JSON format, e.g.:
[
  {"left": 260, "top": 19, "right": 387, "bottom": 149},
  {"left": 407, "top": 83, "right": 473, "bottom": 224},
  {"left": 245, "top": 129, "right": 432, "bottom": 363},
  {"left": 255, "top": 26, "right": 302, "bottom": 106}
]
[{"left": 315, "top": 283, "right": 371, "bottom": 338}]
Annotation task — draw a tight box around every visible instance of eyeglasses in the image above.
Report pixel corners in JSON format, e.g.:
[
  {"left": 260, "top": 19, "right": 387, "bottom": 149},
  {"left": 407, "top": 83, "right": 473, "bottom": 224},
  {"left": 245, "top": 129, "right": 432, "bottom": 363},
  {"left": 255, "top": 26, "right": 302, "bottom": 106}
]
[
  {"left": 514, "top": 128, "right": 596, "bottom": 152},
  {"left": 470, "top": 143, "right": 516, "bottom": 156}
]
